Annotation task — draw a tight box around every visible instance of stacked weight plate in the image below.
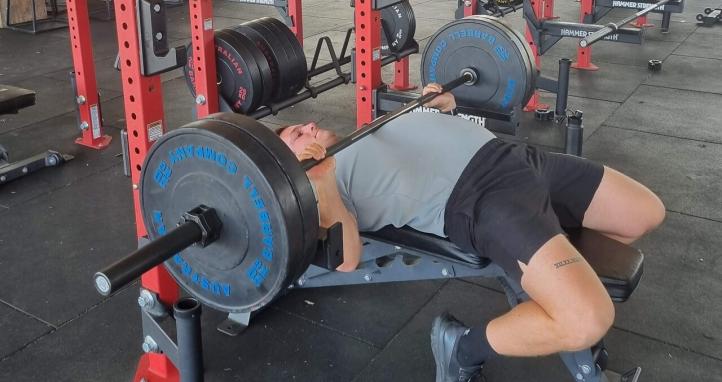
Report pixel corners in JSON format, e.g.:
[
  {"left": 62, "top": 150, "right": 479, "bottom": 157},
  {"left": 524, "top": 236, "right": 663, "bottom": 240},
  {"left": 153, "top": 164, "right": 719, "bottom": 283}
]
[
  {"left": 381, "top": 0, "right": 416, "bottom": 53},
  {"left": 184, "top": 17, "right": 308, "bottom": 115}
]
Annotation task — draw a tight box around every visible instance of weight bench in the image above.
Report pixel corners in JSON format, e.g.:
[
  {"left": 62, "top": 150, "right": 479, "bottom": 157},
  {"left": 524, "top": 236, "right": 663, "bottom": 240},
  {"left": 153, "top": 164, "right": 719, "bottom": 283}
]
[
  {"left": 0, "top": 84, "right": 72, "bottom": 185},
  {"left": 293, "top": 226, "right": 644, "bottom": 382}
]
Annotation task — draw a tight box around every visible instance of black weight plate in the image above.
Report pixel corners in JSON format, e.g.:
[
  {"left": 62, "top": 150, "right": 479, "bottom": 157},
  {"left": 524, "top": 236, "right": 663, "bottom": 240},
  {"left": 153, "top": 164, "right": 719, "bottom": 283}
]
[
  {"left": 237, "top": 20, "right": 299, "bottom": 101},
  {"left": 140, "top": 117, "right": 312, "bottom": 313},
  {"left": 480, "top": 16, "right": 536, "bottom": 108},
  {"left": 182, "top": 42, "right": 197, "bottom": 99},
  {"left": 205, "top": 113, "right": 319, "bottom": 281},
  {"left": 405, "top": 1, "right": 416, "bottom": 46},
  {"left": 421, "top": 16, "right": 534, "bottom": 114},
  {"left": 258, "top": 17, "right": 307, "bottom": 96},
  {"left": 234, "top": 23, "right": 286, "bottom": 102},
  {"left": 218, "top": 29, "right": 273, "bottom": 110},
  {"left": 381, "top": 1, "right": 415, "bottom": 53},
  {"left": 184, "top": 31, "right": 264, "bottom": 114},
  {"left": 223, "top": 28, "right": 274, "bottom": 106}
]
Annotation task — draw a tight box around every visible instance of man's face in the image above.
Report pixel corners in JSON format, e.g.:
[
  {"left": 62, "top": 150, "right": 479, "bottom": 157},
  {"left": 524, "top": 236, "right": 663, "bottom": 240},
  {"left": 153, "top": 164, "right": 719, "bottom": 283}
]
[{"left": 278, "top": 122, "right": 339, "bottom": 154}]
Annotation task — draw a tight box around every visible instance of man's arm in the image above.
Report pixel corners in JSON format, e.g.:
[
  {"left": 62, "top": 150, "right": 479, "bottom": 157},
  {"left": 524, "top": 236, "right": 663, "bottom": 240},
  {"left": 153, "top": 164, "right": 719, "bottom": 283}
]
[{"left": 298, "top": 143, "right": 363, "bottom": 272}]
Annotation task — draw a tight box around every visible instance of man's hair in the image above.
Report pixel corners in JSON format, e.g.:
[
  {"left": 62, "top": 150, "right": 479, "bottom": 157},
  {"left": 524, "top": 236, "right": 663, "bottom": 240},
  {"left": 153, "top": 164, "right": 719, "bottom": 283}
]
[{"left": 275, "top": 125, "right": 289, "bottom": 136}]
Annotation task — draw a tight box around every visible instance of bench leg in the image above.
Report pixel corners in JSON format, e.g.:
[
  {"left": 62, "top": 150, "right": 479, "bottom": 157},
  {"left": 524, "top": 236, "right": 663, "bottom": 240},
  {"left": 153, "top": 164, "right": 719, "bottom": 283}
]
[{"left": 559, "top": 345, "right": 641, "bottom": 381}]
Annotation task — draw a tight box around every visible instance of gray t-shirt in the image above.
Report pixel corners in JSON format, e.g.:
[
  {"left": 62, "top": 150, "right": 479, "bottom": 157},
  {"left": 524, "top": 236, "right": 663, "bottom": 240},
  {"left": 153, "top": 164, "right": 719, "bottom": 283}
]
[{"left": 334, "top": 112, "right": 496, "bottom": 237}]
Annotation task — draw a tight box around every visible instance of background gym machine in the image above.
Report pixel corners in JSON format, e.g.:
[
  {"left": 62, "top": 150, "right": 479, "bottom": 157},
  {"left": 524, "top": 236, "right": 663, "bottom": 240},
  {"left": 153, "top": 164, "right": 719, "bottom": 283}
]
[{"left": 0, "top": 85, "right": 72, "bottom": 185}]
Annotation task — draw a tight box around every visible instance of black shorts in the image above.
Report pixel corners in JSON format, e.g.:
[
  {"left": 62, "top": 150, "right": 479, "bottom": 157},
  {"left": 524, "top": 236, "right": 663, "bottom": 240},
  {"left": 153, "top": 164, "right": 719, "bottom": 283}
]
[{"left": 444, "top": 138, "right": 604, "bottom": 282}]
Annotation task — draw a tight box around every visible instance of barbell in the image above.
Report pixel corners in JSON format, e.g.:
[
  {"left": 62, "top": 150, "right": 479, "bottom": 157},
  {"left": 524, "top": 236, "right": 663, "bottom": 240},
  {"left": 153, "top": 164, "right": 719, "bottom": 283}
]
[{"left": 94, "top": 15, "right": 536, "bottom": 314}]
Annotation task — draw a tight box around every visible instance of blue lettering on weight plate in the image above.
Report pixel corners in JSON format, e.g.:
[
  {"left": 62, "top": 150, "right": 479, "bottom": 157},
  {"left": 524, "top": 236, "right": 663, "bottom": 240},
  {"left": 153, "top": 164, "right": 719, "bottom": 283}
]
[
  {"left": 173, "top": 254, "right": 231, "bottom": 296},
  {"left": 243, "top": 175, "right": 275, "bottom": 287}
]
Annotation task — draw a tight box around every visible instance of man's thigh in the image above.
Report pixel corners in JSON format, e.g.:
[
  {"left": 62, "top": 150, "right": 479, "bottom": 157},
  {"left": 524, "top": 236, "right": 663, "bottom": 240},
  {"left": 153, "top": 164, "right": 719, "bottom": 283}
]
[
  {"left": 582, "top": 166, "right": 665, "bottom": 241},
  {"left": 519, "top": 234, "right": 613, "bottom": 327}
]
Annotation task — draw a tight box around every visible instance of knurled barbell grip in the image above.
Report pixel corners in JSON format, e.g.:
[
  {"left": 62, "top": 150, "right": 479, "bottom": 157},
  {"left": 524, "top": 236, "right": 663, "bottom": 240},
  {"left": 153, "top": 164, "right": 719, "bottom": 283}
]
[
  {"left": 93, "top": 220, "right": 204, "bottom": 296},
  {"left": 579, "top": 24, "right": 616, "bottom": 48},
  {"left": 301, "top": 72, "right": 474, "bottom": 171}
]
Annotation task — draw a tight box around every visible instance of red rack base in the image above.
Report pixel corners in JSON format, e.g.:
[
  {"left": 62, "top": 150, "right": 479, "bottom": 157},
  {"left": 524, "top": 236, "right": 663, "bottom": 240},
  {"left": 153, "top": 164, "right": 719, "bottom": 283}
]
[
  {"left": 75, "top": 135, "right": 112, "bottom": 150},
  {"left": 133, "top": 353, "right": 179, "bottom": 382},
  {"left": 524, "top": 92, "right": 550, "bottom": 112}
]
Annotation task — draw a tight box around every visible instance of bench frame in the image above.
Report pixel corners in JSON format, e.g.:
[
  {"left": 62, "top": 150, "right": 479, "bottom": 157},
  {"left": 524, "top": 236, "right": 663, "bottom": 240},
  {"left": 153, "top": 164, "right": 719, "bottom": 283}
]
[{"left": 135, "top": 227, "right": 643, "bottom": 382}]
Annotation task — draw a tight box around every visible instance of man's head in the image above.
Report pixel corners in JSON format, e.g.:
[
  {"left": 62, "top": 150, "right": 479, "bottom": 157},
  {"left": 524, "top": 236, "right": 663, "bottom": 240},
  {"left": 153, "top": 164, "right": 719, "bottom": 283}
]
[{"left": 277, "top": 122, "right": 339, "bottom": 154}]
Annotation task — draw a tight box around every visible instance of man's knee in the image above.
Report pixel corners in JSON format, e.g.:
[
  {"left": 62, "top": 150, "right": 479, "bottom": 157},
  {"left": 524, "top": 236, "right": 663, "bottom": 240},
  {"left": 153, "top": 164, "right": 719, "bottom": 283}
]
[
  {"left": 630, "top": 192, "right": 666, "bottom": 239},
  {"left": 556, "top": 297, "right": 615, "bottom": 351}
]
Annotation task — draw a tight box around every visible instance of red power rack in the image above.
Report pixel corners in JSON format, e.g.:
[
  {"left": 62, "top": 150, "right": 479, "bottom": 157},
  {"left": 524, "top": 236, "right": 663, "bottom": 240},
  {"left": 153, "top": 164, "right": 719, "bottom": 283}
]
[
  {"left": 523, "top": 0, "right": 552, "bottom": 111},
  {"left": 65, "top": 0, "right": 113, "bottom": 149},
  {"left": 107, "top": 0, "right": 406, "bottom": 378}
]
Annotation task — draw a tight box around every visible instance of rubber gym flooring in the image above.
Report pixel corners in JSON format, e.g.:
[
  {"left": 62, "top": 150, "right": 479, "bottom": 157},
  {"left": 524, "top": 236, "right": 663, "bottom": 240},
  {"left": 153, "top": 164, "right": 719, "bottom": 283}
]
[{"left": 1, "top": 0, "right": 721, "bottom": 380}]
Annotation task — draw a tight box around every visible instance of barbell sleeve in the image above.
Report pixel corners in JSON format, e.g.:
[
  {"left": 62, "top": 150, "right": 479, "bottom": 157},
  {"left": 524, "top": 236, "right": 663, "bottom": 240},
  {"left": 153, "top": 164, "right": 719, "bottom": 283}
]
[
  {"left": 94, "top": 218, "right": 204, "bottom": 296},
  {"left": 301, "top": 71, "right": 475, "bottom": 171},
  {"left": 579, "top": 0, "right": 672, "bottom": 48}
]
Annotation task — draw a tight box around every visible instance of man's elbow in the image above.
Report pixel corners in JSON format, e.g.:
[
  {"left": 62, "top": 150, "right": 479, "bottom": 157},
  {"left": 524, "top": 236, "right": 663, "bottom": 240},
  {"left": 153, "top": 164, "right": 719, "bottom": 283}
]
[{"left": 336, "top": 240, "right": 363, "bottom": 272}]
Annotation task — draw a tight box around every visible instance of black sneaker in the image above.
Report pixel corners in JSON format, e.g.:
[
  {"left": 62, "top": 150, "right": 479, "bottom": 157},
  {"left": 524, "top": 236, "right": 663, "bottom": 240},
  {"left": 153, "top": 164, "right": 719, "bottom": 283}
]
[{"left": 430, "top": 312, "right": 484, "bottom": 382}]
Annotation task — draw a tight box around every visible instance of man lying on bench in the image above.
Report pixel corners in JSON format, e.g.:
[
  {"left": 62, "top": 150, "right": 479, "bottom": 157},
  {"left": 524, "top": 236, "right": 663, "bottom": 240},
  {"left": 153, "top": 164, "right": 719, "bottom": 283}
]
[{"left": 277, "top": 85, "right": 665, "bottom": 382}]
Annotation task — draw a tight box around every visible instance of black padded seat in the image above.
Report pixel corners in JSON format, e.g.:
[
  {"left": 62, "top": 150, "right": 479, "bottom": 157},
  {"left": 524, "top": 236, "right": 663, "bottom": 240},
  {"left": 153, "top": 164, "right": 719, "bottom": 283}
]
[
  {"left": 363, "top": 226, "right": 644, "bottom": 302},
  {"left": 0, "top": 85, "right": 36, "bottom": 115},
  {"left": 364, "top": 226, "right": 492, "bottom": 269}
]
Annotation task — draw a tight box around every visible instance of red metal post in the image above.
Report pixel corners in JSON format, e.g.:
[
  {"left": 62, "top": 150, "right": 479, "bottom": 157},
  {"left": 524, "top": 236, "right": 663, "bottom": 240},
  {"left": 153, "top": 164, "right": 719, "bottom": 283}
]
[
  {"left": 288, "top": 0, "right": 304, "bottom": 45},
  {"left": 463, "top": 0, "right": 477, "bottom": 17},
  {"left": 66, "top": 0, "right": 112, "bottom": 150},
  {"left": 189, "top": 0, "right": 219, "bottom": 118},
  {"left": 543, "top": 0, "right": 556, "bottom": 19},
  {"left": 631, "top": 14, "right": 654, "bottom": 27},
  {"left": 523, "top": 0, "right": 549, "bottom": 111},
  {"left": 114, "top": 0, "right": 184, "bottom": 376},
  {"left": 114, "top": 0, "right": 180, "bottom": 304},
  {"left": 572, "top": 0, "right": 599, "bottom": 70},
  {"left": 355, "top": 0, "right": 382, "bottom": 127},
  {"left": 390, "top": 57, "right": 416, "bottom": 91}
]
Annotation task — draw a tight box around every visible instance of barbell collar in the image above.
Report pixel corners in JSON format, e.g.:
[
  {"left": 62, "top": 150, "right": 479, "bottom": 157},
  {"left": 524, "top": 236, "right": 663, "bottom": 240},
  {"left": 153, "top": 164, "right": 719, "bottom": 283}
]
[
  {"left": 93, "top": 206, "right": 221, "bottom": 296},
  {"left": 301, "top": 72, "right": 475, "bottom": 171}
]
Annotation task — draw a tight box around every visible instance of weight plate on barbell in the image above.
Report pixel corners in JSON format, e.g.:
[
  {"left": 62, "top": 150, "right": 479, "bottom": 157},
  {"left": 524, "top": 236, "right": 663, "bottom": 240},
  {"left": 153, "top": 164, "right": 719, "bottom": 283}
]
[
  {"left": 481, "top": 16, "right": 536, "bottom": 108},
  {"left": 204, "top": 113, "right": 320, "bottom": 283},
  {"left": 421, "top": 15, "right": 536, "bottom": 114},
  {"left": 140, "top": 116, "right": 318, "bottom": 313},
  {"left": 183, "top": 31, "right": 265, "bottom": 114}
]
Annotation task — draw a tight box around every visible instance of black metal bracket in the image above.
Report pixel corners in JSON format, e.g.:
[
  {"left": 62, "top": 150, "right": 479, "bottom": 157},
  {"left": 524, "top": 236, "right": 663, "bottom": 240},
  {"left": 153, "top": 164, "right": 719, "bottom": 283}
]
[{"left": 136, "top": 0, "right": 187, "bottom": 76}]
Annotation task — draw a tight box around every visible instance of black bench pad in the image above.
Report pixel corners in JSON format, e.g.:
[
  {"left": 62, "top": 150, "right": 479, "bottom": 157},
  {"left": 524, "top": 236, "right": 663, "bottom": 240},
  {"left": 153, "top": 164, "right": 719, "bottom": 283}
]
[
  {"left": 364, "top": 226, "right": 644, "bottom": 302},
  {"left": 0, "top": 85, "right": 36, "bottom": 115}
]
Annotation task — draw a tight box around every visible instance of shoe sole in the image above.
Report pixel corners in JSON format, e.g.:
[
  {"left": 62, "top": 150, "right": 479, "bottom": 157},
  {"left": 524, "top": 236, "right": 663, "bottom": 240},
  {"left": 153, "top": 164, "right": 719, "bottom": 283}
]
[{"left": 430, "top": 315, "right": 449, "bottom": 382}]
